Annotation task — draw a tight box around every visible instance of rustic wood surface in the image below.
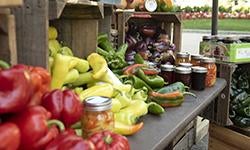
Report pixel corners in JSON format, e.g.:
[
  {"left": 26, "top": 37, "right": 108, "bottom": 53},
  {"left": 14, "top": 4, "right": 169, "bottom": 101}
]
[
  {"left": 0, "top": 0, "right": 23, "bottom": 7},
  {"left": 128, "top": 78, "right": 226, "bottom": 150}
]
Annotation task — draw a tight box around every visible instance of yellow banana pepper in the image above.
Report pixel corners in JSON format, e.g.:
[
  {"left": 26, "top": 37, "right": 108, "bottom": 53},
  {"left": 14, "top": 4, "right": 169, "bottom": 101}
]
[
  {"left": 78, "top": 83, "right": 114, "bottom": 101},
  {"left": 114, "top": 121, "right": 144, "bottom": 136}
]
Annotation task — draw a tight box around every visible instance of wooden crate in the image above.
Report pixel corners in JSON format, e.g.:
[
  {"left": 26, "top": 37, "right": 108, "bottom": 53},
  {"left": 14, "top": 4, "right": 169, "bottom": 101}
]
[
  {"left": 114, "top": 11, "right": 182, "bottom": 52},
  {"left": 209, "top": 123, "right": 250, "bottom": 150},
  {"left": 0, "top": 8, "right": 17, "bottom": 65},
  {"left": 13, "top": 0, "right": 106, "bottom": 68}
]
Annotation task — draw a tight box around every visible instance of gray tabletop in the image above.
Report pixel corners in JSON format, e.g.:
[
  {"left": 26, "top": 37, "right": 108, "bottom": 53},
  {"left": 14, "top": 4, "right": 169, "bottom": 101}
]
[{"left": 128, "top": 78, "right": 227, "bottom": 150}]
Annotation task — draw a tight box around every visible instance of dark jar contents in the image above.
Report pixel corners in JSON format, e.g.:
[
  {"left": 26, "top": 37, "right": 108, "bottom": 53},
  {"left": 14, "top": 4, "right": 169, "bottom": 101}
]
[
  {"left": 81, "top": 96, "right": 114, "bottom": 139},
  {"left": 160, "top": 64, "right": 174, "bottom": 84},
  {"left": 175, "top": 66, "right": 192, "bottom": 87},
  {"left": 175, "top": 52, "right": 190, "bottom": 65},
  {"left": 191, "top": 66, "right": 207, "bottom": 91},
  {"left": 191, "top": 54, "right": 203, "bottom": 66}
]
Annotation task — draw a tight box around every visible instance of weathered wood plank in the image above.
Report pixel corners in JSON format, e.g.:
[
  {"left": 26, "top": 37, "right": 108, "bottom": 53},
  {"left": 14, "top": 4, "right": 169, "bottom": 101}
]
[
  {"left": 13, "top": 0, "right": 48, "bottom": 68},
  {"left": 0, "top": 0, "right": 23, "bottom": 7},
  {"left": 0, "top": 13, "right": 17, "bottom": 65}
]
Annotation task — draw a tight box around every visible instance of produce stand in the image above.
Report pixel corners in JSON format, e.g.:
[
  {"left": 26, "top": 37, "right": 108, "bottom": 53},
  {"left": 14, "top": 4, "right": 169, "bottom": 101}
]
[{"left": 128, "top": 78, "right": 226, "bottom": 150}]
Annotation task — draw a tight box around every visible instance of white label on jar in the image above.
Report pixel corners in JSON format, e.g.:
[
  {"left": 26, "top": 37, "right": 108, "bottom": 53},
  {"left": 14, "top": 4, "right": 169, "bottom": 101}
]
[
  {"left": 145, "top": 0, "right": 157, "bottom": 12},
  {"left": 236, "top": 48, "right": 250, "bottom": 59}
]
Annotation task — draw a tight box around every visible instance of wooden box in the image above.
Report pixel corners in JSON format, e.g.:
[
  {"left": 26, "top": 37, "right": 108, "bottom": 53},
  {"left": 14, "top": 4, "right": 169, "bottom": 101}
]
[
  {"left": 209, "top": 123, "right": 250, "bottom": 150},
  {"left": 13, "top": 0, "right": 107, "bottom": 68},
  {"left": 114, "top": 11, "right": 182, "bottom": 52}
]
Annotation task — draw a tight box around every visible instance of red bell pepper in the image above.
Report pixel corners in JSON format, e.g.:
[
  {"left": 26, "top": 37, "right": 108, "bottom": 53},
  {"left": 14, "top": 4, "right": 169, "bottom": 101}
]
[
  {"left": 88, "top": 130, "right": 130, "bottom": 150},
  {"left": 8, "top": 106, "right": 64, "bottom": 150},
  {"left": 13, "top": 64, "right": 51, "bottom": 106},
  {"left": 45, "top": 130, "right": 95, "bottom": 150},
  {"left": 0, "top": 122, "right": 21, "bottom": 150},
  {"left": 41, "top": 89, "right": 83, "bottom": 127},
  {"left": 0, "top": 68, "right": 33, "bottom": 114}
]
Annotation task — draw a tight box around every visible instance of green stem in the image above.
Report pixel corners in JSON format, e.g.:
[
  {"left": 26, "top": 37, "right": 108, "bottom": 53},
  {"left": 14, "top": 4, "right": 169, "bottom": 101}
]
[
  {"left": 71, "top": 121, "right": 81, "bottom": 129},
  {"left": 47, "top": 119, "right": 65, "bottom": 132},
  {"left": 183, "top": 92, "right": 197, "bottom": 98},
  {"left": 104, "top": 135, "right": 113, "bottom": 144}
]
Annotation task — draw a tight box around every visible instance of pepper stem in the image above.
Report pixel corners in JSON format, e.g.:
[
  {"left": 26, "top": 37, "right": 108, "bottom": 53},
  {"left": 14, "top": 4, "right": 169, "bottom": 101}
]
[
  {"left": 183, "top": 92, "right": 197, "bottom": 98},
  {"left": 104, "top": 134, "right": 113, "bottom": 144},
  {"left": 47, "top": 119, "right": 65, "bottom": 132}
]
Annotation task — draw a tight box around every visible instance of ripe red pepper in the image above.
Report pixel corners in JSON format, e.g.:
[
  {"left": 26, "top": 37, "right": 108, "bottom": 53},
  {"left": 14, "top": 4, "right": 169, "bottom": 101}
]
[
  {"left": 123, "top": 64, "right": 145, "bottom": 75},
  {"left": 0, "top": 122, "right": 21, "bottom": 150},
  {"left": 41, "top": 89, "right": 83, "bottom": 127},
  {"left": 0, "top": 68, "right": 33, "bottom": 114},
  {"left": 88, "top": 130, "right": 130, "bottom": 150},
  {"left": 13, "top": 64, "right": 51, "bottom": 106},
  {"left": 45, "top": 130, "right": 95, "bottom": 150},
  {"left": 8, "top": 106, "right": 62, "bottom": 150}
]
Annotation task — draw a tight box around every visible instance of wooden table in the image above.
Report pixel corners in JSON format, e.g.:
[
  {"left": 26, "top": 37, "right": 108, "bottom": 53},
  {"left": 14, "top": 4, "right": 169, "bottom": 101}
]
[{"left": 128, "top": 78, "right": 227, "bottom": 150}]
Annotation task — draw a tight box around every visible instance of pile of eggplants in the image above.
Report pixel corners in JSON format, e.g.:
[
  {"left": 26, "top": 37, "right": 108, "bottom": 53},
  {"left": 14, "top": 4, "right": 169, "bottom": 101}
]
[{"left": 125, "top": 22, "right": 176, "bottom": 67}]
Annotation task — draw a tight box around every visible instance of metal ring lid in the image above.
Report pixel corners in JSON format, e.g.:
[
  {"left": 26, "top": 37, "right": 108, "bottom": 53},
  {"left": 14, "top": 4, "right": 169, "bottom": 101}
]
[
  {"left": 201, "top": 57, "right": 216, "bottom": 63},
  {"left": 84, "top": 96, "right": 112, "bottom": 111},
  {"left": 179, "top": 63, "right": 193, "bottom": 68},
  {"left": 202, "top": 35, "right": 212, "bottom": 40},
  {"left": 161, "top": 64, "right": 174, "bottom": 71},
  {"left": 192, "top": 66, "right": 207, "bottom": 73},
  {"left": 175, "top": 67, "right": 192, "bottom": 74},
  {"left": 191, "top": 54, "right": 203, "bottom": 60},
  {"left": 177, "top": 52, "right": 190, "bottom": 58}
]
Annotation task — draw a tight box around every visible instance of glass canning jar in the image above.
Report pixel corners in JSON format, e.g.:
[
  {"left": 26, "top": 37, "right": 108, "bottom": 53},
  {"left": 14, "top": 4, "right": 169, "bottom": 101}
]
[
  {"left": 191, "top": 54, "right": 203, "bottom": 66},
  {"left": 191, "top": 66, "right": 207, "bottom": 91},
  {"left": 175, "top": 52, "right": 190, "bottom": 65},
  {"left": 81, "top": 96, "right": 114, "bottom": 138},
  {"left": 201, "top": 57, "right": 217, "bottom": 87},
  {"left": 160, "top": 64, "right": 174, "bottom": 84},
  {"left": 175, "top": 66, "right": 192, "bottom": 87}
]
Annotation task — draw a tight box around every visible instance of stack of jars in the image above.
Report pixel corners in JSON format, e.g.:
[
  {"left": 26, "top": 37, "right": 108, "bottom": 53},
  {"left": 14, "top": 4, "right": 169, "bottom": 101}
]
[{"left": 160, "top": 52, "right": 217, "bottom": 91}]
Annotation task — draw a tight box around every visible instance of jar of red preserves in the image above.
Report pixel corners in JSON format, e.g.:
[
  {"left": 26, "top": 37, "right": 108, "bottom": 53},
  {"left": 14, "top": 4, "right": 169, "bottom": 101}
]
[
  {"left": 201, "top": 57, "right": 217, "bottom": 87},
  {"left": 160, "top": 64, "right": 174, "bottom": 84},
  {"left": 175, "top": 66, "right": 192, "bottom": 87},
  {"left": 82, "top": 96, "right": 114, "bottom": 138},
  {"left": 191, "top": 54, "right": 203, "bottom": 66}
]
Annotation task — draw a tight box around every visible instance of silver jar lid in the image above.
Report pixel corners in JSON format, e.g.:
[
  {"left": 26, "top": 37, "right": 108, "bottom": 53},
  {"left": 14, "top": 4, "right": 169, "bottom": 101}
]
[
  {"left": 192, "top": 66, "right": 207, "bottom": 73},
  {"left": 84, "top": 96, "right": 112, "bottom": 111},
  {"left": 179, "top": 63, "right": 192, "bottom": 68},
  {"left": 175, "top": 66, "right": 192, "bottom": 74},
  {"left": 191, "top": 54, "right": 203, "bottom": 60},
  {"left": 202, "top": 35, "right": 212, "bottom": 40},
  {"left": 201, "top": 57, "right": 216, "bottom": 63},
  {"left": 161, "top": 64, "right": 174, "bottom": 71},
  {"left": 176, "top": 52, "right": 190, "bottom": 58}
]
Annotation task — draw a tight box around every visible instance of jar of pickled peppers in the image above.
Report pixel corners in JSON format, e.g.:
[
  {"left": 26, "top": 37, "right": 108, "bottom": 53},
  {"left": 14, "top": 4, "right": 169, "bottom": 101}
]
[
  {"left": 176, "top": 52, "right": 190, "bottom": 65},
  {"left": 191, "top": 54, "right": 203, "bottom": 66},
  {"left": 201, "top": 57, "right": 217, "bottom": 87},
  {"left": 81, "top": 96, "right": 114, "bottom": 138}
]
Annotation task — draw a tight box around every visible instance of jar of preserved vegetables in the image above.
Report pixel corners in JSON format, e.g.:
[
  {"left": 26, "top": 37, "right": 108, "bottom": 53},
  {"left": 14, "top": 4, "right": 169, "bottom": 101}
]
[
  {"left": 201, "top": 57, "right": 217, "bottom": 87},
  {"left": 175, "top": 52, "right": 190, "bottom": 65},
  {"left": 82, "top": 96, "right": 114, "bottom": 138},
  {"left": 191, "top": 66, "right": 207, "bottom": 91},
  {"left": 160, "top": 64, "right": 174, "bottom": 84},
  {"left": 191, "top": 54, "right": 203, "bottom": 66},
  {"left": 175, "top": 66, "right": 192, "bottom": 87}
]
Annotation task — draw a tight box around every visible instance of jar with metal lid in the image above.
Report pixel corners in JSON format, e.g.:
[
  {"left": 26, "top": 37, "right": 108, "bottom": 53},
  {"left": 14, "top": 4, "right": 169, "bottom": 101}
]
[
  {"left": 175, "top": 52, "right": 190, "bottom": 65},
  {"left": 201, "top": 57, "right": 217, "bottom": 87},
  {"left": 160, "top": 64, "right": 174, "bottom": 84},
  {"left": 191, "top": 54, "right": 203, "bottom": 66},
  {"left": 178, "top": 63, "right": 193, "bottom": 68},
  {"left": 202, "top": 35, "right": 212, "bottom": 42},
  {"left": 81, "top": 96, "right": 114, "bottom": 138},
  {"left": 223, "top": 36, "right": 240, "bottom": 44},
  {"left": 175, "top": 66, "right": 192, "bottom": 87},
  {"left": 191, "top": 66, "right": 207, "bottom": 91}
]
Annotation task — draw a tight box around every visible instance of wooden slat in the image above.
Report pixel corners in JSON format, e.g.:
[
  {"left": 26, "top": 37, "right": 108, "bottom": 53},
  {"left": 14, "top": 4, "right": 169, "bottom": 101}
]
[
  {"left": 209, "top": 136, "right": 238, "bottom": 150},
  {"left": 0, "top": 13, "right": 17, "bottom": 65},
  {"left": 209, "top": 123, "right": 250, "bottom": 150},
  {"left": 0, "top": 0, "right": 23, "bottom": 7},
  {"left": 13, "top": 0, "right": 48, "bottom": 68}
]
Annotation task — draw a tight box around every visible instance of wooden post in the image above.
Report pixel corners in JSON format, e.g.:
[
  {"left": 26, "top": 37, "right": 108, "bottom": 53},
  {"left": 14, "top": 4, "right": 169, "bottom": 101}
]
[{"left": 13, "top": 0, "right": 48, "bottom": 68}]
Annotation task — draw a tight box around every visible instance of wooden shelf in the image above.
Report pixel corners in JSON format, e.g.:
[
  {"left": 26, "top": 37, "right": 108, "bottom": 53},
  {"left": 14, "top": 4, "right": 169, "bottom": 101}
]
[
  {"left": 49, "top": 0, "right": 104, "bottom": 20},
  {"left": 0, "top": 0, "right": 23, "bottom": 7}
]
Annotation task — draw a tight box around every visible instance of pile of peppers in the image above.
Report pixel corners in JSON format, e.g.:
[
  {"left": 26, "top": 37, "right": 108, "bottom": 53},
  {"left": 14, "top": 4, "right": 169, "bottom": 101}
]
[{"left": 230, "top": 67, "right": 250, "bottom": 128}]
